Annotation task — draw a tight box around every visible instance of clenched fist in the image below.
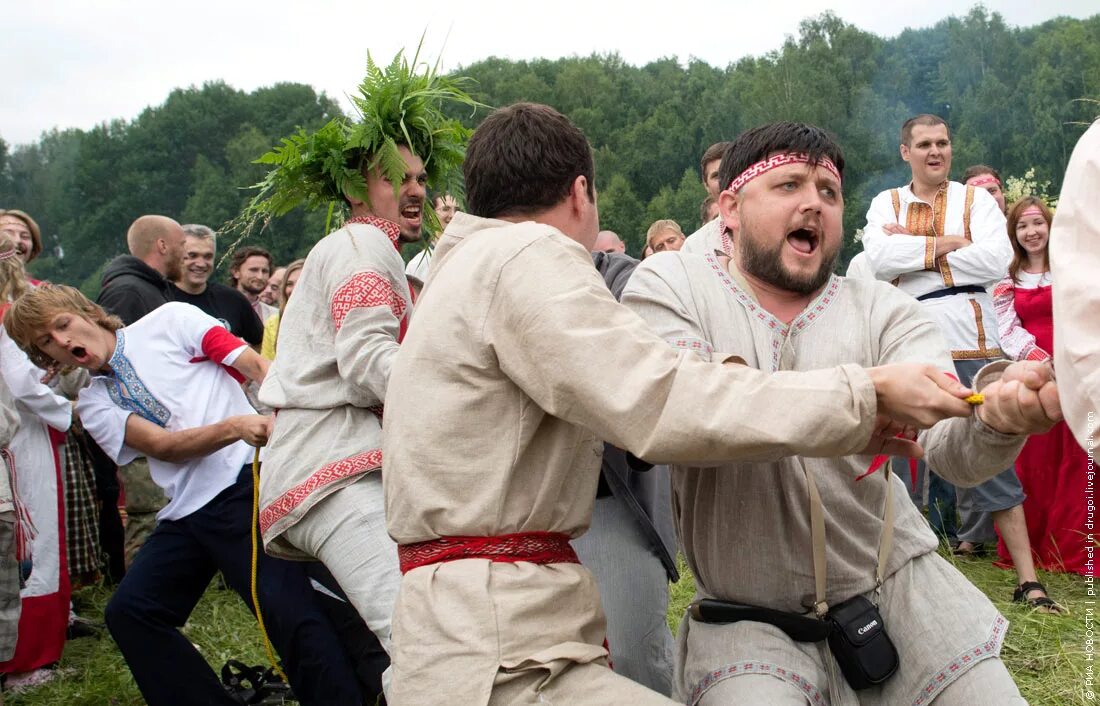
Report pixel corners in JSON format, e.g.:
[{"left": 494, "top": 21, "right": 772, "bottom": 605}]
[{"left": 976, "top": 361, "right": 1061, "bottom": 435}]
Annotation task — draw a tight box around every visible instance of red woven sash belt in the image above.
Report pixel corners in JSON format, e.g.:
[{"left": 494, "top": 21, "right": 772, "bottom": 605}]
[{"left": 398, "top": 530, "right": 579, "bottom": 574}]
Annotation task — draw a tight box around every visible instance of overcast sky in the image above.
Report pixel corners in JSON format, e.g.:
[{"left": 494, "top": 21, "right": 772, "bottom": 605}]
[{"left": 3, "top": 1, "right": 1095, "bottom": 146}]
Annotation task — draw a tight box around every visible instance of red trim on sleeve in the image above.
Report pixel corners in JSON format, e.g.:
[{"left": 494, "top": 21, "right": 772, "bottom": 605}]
[
  {"left": 202, "top": 326, "right": 246, "bottom": 363},
  {"left": 199, "top": 327, "right": 247, "bottom": 383}
]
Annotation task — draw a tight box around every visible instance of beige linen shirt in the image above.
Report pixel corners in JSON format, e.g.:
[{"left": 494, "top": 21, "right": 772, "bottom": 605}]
[
  {"left": 258, "top": 220, "right": 412, "bottom": 558},
  {"left": 622, "top": 251, "right": 1025, "bottom": 612},
  {"left": 1052, "top": 119, "right": 1100, "bottom": 449},
  {"left": 680, "top": 216, "right": 731, "bottom": 257},
  {"left": 384, "top": 212, "right": 890, "bottom": 705}
]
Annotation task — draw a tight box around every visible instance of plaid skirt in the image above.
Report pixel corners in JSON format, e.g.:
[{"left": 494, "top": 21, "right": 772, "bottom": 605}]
[{"left": 63, "top": 431, "right": 101, "bottom": 578}]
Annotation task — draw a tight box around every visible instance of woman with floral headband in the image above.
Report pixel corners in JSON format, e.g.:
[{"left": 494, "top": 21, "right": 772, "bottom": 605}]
[{"left": 993, "top": 196, "right": 1088, "bottom": 581}]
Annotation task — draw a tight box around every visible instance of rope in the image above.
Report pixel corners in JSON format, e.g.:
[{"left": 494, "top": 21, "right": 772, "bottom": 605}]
[{"left": 250, "top": 446, "right": 286, "bottom": 681}]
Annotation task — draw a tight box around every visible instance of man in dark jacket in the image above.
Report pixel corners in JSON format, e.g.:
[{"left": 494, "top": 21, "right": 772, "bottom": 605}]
[
  {"left": 97, "top": 215, "right": 184, "bottom": 326},
  {"left": 95, "top": 214, "right": 186, "bottom": 564}
]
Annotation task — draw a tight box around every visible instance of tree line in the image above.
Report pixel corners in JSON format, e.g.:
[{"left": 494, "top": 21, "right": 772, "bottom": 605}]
[{"left": 1, "top": 7, "right": 1097, "bottom": 292}]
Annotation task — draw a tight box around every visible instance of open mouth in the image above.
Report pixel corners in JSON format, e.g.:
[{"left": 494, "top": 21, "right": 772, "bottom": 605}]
[
  {"left": 71, "top": 346, "right": 89, "bottom": 364},
  {"left": 786, "top": 228, "right": 819, "bottom": 255},
  {"left": 400, "top": 203, "right": 422, "bottom": 227}
]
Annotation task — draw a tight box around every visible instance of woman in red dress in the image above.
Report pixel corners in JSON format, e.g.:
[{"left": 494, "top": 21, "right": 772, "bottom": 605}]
[{"left": 994, "top": 195, "right": 1089, "bottom": 576}]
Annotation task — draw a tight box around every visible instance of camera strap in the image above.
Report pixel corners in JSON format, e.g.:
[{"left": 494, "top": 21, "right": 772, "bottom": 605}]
[{"left": 804, "top": 457, "right": 894, "bottom": 618}]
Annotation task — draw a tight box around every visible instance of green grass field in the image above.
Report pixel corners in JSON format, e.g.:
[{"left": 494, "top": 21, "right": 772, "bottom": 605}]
[{"left": 9, "top": 549, "right": 1091, "bottom": 705}]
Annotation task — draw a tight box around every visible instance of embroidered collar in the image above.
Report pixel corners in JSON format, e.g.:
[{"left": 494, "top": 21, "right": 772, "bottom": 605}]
[
  {"left": 903, "top": 180, "right": 949, "bottom": 205},
  {"left": 704, "top": 251, "right": 841, "bottom": 370},
  {"left": 346, "top": 216, "right": 402, "bottom": 250},
  {"left": 104, "top": 330, "right": 171, "bottom": 427}
]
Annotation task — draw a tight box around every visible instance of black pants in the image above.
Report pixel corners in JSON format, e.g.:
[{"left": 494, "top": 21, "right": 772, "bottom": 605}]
[
  {"left": 105, "top": 467, "right": 363, "bottom": 705},
  {"left": 85, "top": 436, "right": 126, "bottom": 583}
]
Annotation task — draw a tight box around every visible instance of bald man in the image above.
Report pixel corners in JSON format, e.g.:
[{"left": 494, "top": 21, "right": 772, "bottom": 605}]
[
  {"left": 98, "top": 215, "right": 186, "bottom": 326},
  {"left": 96, "top": 214, "right": 186, "bottom": 565},
  {"left": 593, "top": 230, "right": 626, "bottom": 254}
]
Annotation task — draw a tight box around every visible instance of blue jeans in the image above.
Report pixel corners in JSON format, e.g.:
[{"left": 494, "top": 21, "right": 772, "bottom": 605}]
[{"left": 105, "top": 467, "right": 363, "bottom": 706}]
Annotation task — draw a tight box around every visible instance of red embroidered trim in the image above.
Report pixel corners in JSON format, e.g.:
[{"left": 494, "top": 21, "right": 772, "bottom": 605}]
[
  {"left": 725, "top": 152, "right": 841, "bottom": 194},
  {"left": 670, "top": 338, "right": 714, "bottom": 355},
  {"left": 346, "top": 216, "right": 401, "bottom": 250},
  {"left": 259, "top": 448, "right": 382, "bottom": 534},
  {"left": 398, "top": 531, "right": 579, "bottom": 574},
  {"left": 330, "top": 272, "right": 408, "bottom": 332},
  {"left": 912, "top": 615, "right": 1008, "bottom": 705},
  {"left": 689, "top": 661, "right": 825, "bottom": 706}
]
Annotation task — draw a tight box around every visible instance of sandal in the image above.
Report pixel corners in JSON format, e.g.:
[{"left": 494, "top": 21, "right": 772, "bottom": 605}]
[
  {"left": 221, "top": 660, "right": 294, "bottom": 705},
  {"left": 1012, "top": 581, "right": 1064, "bottom": 613},
  {"left": 952, "top": 541, "right": 987, "bottom": 557}
]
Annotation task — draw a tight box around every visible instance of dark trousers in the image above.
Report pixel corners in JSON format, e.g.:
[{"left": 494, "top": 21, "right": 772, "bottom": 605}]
[
  {"left": 105, "top": 467, "right": 363, "bottom": 706},
  {"left": 86, "top": 437, "right": 126, "bottom": 583}
]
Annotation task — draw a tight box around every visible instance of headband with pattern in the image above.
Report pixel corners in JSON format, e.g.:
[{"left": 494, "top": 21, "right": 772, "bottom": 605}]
[
  {"left": 725, "top": 152, "right": 842, "bottom": 194},
  {"left": 966, "top": 174, "right": 1001, "bottom": 188},
  {"left": 1019, "top": 206, "right": 1044, "bottom": 219}
]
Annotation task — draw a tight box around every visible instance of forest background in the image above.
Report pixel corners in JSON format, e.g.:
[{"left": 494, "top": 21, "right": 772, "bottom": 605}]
[{"left": 2, "top": 7, "right": 1097, "bottom": 294}]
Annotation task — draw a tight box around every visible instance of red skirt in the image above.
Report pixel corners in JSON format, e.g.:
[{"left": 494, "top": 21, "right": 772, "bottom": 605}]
[
  {"left": 997, "top": 420, "right": 1092, "bottom": 575},
  {"left": 0, "top": 433, "right": 70, "bottom": 673}
]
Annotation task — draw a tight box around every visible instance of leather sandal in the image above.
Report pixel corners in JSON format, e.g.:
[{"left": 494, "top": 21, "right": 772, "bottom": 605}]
[
  {"left": 1012, "top": 581, "right": 1064, "bottom": 613},
  {"left": 951, "top": 541, "right": 987, "bottom": 557}
]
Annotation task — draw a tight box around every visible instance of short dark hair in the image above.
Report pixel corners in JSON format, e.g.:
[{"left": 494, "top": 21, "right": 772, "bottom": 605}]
[
  {"left": 700, "top": 142, "right": 731, "bottom": 181},
  {"left": 228, "top": 246, "right": 272, "bottom": 287},
  {"left": 699, "top": 194, "right": 717, "bottom": 225},
  {"left": 464, "top": 103, "right": 595, "bottom": 219},
  {"left": 718, "top": 122, "right": 845, "bottom": 195},
  {"left": 963, "top": 164, "right": 1001, "bottom": 183},
  {"left": 900, "top": 114, "right": 949, "bottom": 146}
]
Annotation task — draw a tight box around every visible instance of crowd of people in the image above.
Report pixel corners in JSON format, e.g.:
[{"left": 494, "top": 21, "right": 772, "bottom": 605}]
[{"left": 0, "top": 56, "right": 1096, "bottom": 706}]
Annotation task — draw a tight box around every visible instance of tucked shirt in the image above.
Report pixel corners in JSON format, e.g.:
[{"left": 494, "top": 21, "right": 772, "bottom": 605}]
[
  {"left": 861, "top": 181, "right": 1011, "bottom": 359},
  {"left": 77, "top": 303, "right": 253, "bottom": 521}
]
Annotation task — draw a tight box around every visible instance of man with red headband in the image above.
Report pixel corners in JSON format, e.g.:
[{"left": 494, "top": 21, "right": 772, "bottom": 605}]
[
  {"left": 860, "top": 115, "right": 1054, "bottom": 610},
  {"left": 625, "top": 121, "right": 1057, "bottom": 704},
  {"left": 381, "top": 104, "right": 1002, "bottom": 704},
  {"left": 963, "top": 165, "right": 1008, "bottom": 214}
]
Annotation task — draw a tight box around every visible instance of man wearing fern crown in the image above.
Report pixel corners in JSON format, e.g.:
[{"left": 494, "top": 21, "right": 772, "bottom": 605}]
[{"left": 239, "top": 49, "right": 476, "bottom": 682}]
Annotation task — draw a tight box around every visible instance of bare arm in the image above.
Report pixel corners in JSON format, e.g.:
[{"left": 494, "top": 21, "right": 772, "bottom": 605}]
[
  {"left": 123, "top": 413, "right": 271, "bottom": 464},
  {"left": 231, "top": 347, "right": 270, "bottom": 385}
]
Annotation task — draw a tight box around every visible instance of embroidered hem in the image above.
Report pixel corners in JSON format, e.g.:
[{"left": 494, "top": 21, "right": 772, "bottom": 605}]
[
  {"left": 689, "top": 660, "right": 826, "bottom": 706},
  {"left": 259, "top": 448, "right": 382, "bottom": 536},
  {"left": 911, "top": 614, "right": 1008, "bottom": 706}
]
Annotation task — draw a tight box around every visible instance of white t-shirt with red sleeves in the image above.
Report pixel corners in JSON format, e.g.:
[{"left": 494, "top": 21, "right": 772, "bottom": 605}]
[{"left": 78, "top": 302, "right": 255, "bottom": 521}]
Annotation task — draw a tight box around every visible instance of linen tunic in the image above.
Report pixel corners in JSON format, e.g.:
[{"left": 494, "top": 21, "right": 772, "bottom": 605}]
[
  {"left": 258, "top": 219, "right": 412, "bottom": 558},
  {"left": 861, "top": 181, "right": 1010, "bottom": 360},
  {"left": 621, "top": 252, "right": 1025, "bottom": 704},
  {"left": 1051, "top": 119, "right": 1100, "bottom": 449},
  {"left": 680, "top": 217, "right": 732, "bottom": 257},
  {"left": 383, "top": 212, "right": 894, "bottom": 705}
]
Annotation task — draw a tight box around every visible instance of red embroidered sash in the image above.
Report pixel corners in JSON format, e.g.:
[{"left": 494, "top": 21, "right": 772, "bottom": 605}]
[{"left": 397, "top": 531, "right": 579, "bottom": 574}]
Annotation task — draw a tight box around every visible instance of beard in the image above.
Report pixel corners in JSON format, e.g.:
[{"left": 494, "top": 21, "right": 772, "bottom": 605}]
[
  {"left": 164, "top": 256, "right": 184, "bottom": 282},
  {"left": 736, "top": 226, "right": 839, "bottom": 296}
]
